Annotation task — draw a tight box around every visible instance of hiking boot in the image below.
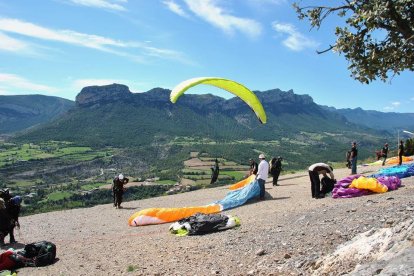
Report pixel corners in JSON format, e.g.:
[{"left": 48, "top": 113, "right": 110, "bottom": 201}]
[{"left": 118, "top": 205, "right": 123, "bottom": 209}]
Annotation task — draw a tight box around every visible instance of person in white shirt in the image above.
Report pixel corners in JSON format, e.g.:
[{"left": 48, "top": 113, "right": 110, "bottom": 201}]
[
  {"left": 308, "top": 163, "right": 335, "bottom": 199},
  {"left": 256, "top": 154, "right": 269, "bottom": 200}
]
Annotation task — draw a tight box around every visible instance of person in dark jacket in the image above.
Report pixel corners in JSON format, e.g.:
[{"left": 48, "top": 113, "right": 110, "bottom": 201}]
[
  {"left": 381, "top": 143, "right": 389, "bottom": 166},
  {"left": 350, "top": 142, "right": 358, "bottom": 174},
  {"left": 210, "top": 159, "right": 220, "bottom": 184},
  {"left": 398, "top": 140, "right": 404, "bottom": 166},
  {"left": 0, "top": 198, "right": 8, "bottom": 246},
  {"left": 5, "top": 196, "right": 21, "bottom": 244},
  {"left": 308, "top": 163, "right": 335, "bottom": 199},
  {"left": 248, "top": 159, "right": 258, "bottom": 176},
  {"left": 270, "top": 157, "right": 282, "bottom": 186},
  {"left": 112, "top": 174, "right": 129, "bottom": 209}
]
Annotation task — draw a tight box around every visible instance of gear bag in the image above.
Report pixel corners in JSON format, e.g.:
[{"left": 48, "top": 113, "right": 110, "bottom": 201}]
[{"left": 23, "top": 241, "right": 56, "bottom": 267}]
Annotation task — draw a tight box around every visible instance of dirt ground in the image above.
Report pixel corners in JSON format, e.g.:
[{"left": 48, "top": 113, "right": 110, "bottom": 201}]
[{"left": 3, "top": 161, "right": 414, "bottom": 275}]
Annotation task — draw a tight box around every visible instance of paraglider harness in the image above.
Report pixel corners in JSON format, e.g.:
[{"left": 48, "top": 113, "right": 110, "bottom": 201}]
[
  {"left": 22, "top": 241, "right": 57, "bottom": 267},
  {"left": 320, "top": 176, "right": 335, "bottom": 195}
]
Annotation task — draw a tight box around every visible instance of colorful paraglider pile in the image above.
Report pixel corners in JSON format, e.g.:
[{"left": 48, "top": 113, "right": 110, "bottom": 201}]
[
  {"left": 129, "top": 178, "right": 259, "bottom": 226},
  {"left": 333, "top": 163, "right": 414, "bottom": 199},
  {"left": 370, "top": 163, "right": 414, "bottom": 179}
]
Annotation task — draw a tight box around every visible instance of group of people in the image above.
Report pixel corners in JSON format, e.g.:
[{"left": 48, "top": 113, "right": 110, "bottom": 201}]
[
  {"left": 248, "top": 154, "right": 283, "bottom": 200},
  {"left": 113, "top": 139, "right": 407, "bottom": 205},
  {"left": 375, "top": 140, "right": 406, "bottom": 167},
  {"left": 0, "top": 189, "right": 22, "bottom": 246}
]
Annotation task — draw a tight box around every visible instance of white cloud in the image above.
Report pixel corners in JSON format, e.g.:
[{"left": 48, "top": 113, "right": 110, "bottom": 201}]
[
  {"left": 183, "top": 0, "right": 262, "bottom": 38},
  {"left": 163, "top": 0, "right": 189, "bottom": 18},
  {"left": 272, "top": 21, "right": 319, "bottom": 51},
  {"left": 0, "top": 18, "right": 188, "bottom": 63},
  {"left": 391, "top": 101, "right": 401, "bottom": 107},
  {"left": 0, "top": 73, "right": 59, "bottom": 94},
  {"left": 69, "top": 0, "right": 127, "bottom": 11},
  {"left": 0, "top": 31, "right": 31, "bottom": 52}
]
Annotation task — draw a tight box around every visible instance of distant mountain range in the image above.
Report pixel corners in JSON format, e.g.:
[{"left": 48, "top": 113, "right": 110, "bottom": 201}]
[
  {"left": 322, "top": 106, "right": 414, "bottom": 132},
  {"left": 0, "top": 94, "right": 74, "bottom": 134},
  {"left": 0, "top": 84, "right": 399, "bottom": 169}
]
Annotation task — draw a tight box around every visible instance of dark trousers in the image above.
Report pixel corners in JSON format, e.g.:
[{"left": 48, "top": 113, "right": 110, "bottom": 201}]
[
  {"left": 113, "top": 189, "right": 123, "bottom": 207},
  {"left": 399, "top": 154, "right": 403, "bottom": 165},
  {"left": 309, "top": 170, "right": 321, "bottom": 198},
  {"left": 257, "top": 179, "right": 265, "bottom": 199},
  {"left": 382, "top": 155, "right": 387, "bottom": 166},
  {"left": 272, "top": 170, "right": 281, "bottom": 185}
]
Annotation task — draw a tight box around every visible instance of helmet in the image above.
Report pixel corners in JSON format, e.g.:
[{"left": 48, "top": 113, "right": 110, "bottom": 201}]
[
  {"left": 259, "top": 154, "right": 265, "bottom": 159},
  {"left": 118, "top": 174, "right": 124, "bottom": 180},
  {"left": 11, "top": 196, "right": 22, "bottom": 206}
]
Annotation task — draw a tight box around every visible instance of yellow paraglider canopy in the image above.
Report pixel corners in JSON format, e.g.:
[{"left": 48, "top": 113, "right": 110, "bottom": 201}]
[{"left": 170, "top": 77, "right": 267, "bottom": 124}]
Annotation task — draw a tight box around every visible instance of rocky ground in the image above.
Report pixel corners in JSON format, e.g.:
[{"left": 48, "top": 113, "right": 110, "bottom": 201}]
[{"left": 3, "top": 161, "right": 414, "bottom": 275}]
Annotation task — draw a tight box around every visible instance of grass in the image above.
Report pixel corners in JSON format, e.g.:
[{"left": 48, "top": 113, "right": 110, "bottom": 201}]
[
  {"left": 80, "top": 183, "right": 106, "bottom": 190},
  {"left": 127, "top": 265, "right": 136, "bottom": 272},
  {"left": 220, "top": 170, "right": 245, "bottom": 180},
  {"left": 0, "top": 141, "right": 113, "bottom": 168},
  {"left": 11, "top": 179, "right": 35, "bottom": 187},
  {"left": 47, "top": 191, "right": 72, "bottom": 201}
]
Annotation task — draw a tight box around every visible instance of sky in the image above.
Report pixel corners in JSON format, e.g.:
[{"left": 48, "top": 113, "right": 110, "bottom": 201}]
[{"left": 0, "top": 0, "right": 413, "bottom": 112}]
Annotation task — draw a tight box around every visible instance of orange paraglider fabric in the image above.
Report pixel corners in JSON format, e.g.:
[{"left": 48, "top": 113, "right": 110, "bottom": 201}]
[{"left": 229, "top": 175, "right": 255, "bottom": 190}]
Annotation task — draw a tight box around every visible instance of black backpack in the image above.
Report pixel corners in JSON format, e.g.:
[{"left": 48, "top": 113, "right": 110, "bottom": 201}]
[
  {"left": 321, "top": 176, "right": 335, "bottom": 194},
  {"left": 24, "top": 241, "right": 57, "bottom": 266}
]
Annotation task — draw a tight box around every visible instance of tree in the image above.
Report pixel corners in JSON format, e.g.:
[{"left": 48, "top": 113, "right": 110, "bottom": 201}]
[
  {"left": 406, "top": 138, "right": 414, "bottom": 156},
  {"left": 293, "top": 0, "right": 414, "bottom": 83}
]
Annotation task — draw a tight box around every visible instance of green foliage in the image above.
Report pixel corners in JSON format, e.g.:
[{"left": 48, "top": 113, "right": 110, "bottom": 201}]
[
  {"left": 294, "top": 0, "right": 414, "bottom": 83},
  {"left": 405, "top": 138, "right": 414, "bottom": 156}
]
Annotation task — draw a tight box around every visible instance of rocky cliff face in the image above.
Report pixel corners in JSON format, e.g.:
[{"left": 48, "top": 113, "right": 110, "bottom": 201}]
[{"left": 75, "top": 83, "right": 133, "bottom": 107}]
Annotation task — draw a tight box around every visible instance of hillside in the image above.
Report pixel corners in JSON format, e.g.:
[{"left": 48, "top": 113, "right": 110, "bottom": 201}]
[
  {"left": 12, "top": 84, "right": 391, "bottom": 170},
  {"left": 0, "top": 95, "right": 74, "bottom": 134},
  {"left": 8, "top": 162, "right": 414, "bottom": 275}
]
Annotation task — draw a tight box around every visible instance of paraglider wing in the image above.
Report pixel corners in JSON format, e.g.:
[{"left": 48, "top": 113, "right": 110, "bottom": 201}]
[{"left": 170, "top": 77, "right": 267, "bottom": 124}]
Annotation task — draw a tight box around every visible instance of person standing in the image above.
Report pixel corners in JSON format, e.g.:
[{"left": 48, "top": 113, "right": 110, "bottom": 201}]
[
  {"left": 381, "top": 143, "right": 389, "bottom": 166},
  {"left": 270, "top": 157, "right": 282, "bottom": 186},
  {"left": 350, "top": 142, "right": 358, "bottom": 174},
  {"left": 248, "top": 158, "right": 258, "bottom": 176},
  {"left": 112, "top": 174, "right": 129, "bottom": 209},
  {"left": 210, "top": 159, "right": 220, "bottom": 184},
  {"left": 256, "top": 154, "right": 269, "bottom": 200},
  {"left": 398, "top": 140, "right": 404, "bottom": 166},
  {"left": 308, "top": 163, "right": 335, "bottom": 199},
  {"left": 5, "top": 196, "right": 21, "bottom": 244}
]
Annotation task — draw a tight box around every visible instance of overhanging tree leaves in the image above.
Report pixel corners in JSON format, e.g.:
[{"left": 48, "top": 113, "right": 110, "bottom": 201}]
[{"left": 293, "top": 0, "right": 414, "bottom": 83}]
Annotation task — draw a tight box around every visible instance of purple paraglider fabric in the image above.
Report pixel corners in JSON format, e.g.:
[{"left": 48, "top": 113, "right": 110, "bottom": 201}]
[
  {"left": 376, "top": 176, "right": 401, "bottom": 191},
  {"left": 332, "top": 174, "right": 402, "bottom": 199},
  {"left": 332, "top": 174, "right": 372, "bottom": 198}
]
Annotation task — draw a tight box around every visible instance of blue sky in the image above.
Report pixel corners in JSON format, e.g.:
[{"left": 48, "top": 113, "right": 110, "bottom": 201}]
[{"left": 0, "top": 0, "right": 412, "bottom": 112}]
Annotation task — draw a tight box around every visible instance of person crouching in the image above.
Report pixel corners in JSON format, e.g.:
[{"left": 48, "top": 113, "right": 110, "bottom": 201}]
[{"left": 308, "top": 163, "right": 335, "bottom": 199}]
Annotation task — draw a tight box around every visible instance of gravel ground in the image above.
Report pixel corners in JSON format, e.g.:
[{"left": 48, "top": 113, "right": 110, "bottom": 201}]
[{"left": 4, "top": 162, "right": 414, "bottom": 275}]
